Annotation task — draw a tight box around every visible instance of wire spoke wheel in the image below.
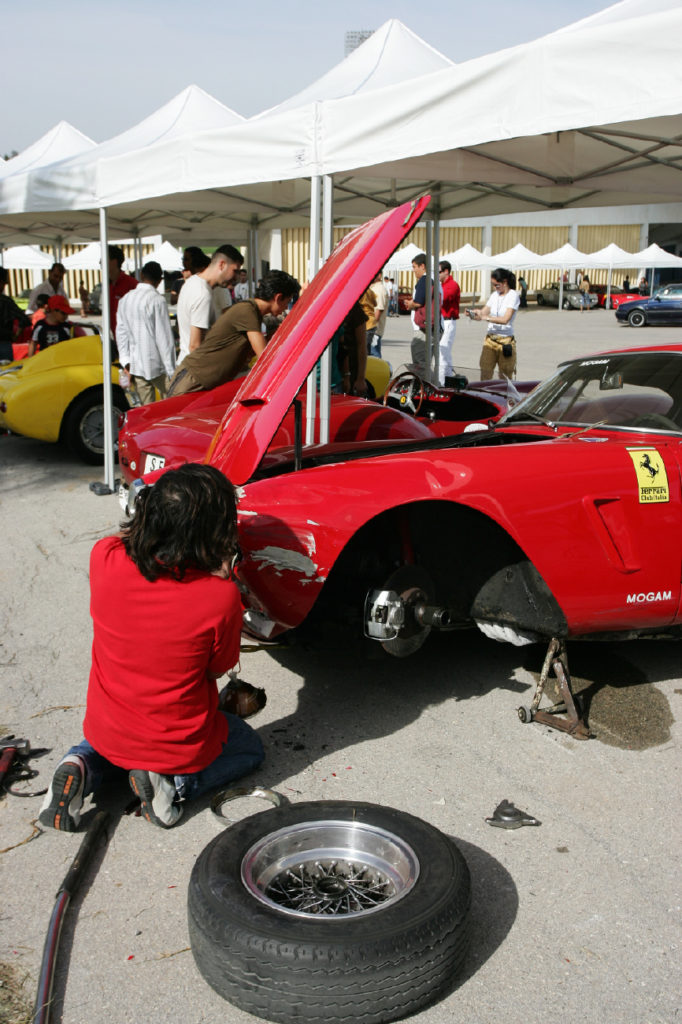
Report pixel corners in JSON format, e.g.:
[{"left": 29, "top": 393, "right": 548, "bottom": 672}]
[{"left": 243, "top": 820, "right": 418, "bottom": 918}]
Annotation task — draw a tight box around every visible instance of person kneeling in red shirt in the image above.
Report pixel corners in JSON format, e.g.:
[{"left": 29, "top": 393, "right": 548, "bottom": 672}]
[{"left": 40, "top": 464, "right": 264, "bottom": 831}]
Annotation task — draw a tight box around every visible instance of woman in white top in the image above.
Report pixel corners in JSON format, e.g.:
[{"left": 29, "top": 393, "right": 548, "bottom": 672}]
[{"left": 472, "top": 267, "right": 521, "bottom": 381}]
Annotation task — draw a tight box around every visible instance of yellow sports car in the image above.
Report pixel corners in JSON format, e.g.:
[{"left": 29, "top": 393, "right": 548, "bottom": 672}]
[{"left": 0, "top": 335, "right": 128, "bottom": 464}]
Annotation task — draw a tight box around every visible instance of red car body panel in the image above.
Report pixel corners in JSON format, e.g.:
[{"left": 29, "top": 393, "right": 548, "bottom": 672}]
[{"left": 235, "top": 430, "right": 682, "bottom": 636}]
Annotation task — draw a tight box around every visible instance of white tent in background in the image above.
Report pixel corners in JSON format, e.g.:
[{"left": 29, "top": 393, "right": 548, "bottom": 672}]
[
  {"left": 0, "top": 245, "right": 53, "bottom": 269},
  {"left": 584, "top": 243, "right": 638, "bottom": 269},
  {"left": 584, "top": 242, "right": 639, "bottom": 305},
  {"left": 124, "top": 241, "right": 183, "bottom": 273},
  {"left": 488, "top": 243, "right": 543, "bottom": 268},
  {"left": 441, "top": 243, "right": 494, "bottom": 271},
  {"left": 257, "top": 19, "right": 453, "bottom": 117},
  {"left": 384, "top": 243, "right": 426, "bottom": 272},
  {"left": 535, "top": 243, "right": 593, "bottom": 269},
  {"left": 628, "top": 243, "right": 682, "bottom": 269},
  {"left": 61, "top": 242, "right": 106, "bottom": 270},
  {"left": 0, "top": 121, "right": 94, "bottom": 179}
]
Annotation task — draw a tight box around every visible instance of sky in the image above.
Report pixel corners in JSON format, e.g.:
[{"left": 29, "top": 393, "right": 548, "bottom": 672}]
[{"left": 3, "top": 0, "right": 614, "bottom": 154}]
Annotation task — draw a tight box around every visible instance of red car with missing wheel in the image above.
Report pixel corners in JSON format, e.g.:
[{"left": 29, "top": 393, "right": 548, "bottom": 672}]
[{"left": 120, "top": 197, "right": 682, "bottom": 734}]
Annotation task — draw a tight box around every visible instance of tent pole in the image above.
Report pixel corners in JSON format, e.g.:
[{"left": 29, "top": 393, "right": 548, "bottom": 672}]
[
  {"left": 250, "top": 218, "right": 259, "bottom": 295},
  {"left": 433, "top": 214, "right": 441, "bottom": 384},
  {"left": 425, "top": 220, "right": 433, "bottom": 381},
  {"left": 306, "top": 176, "right": 321, "bottom": 446},
  {"left": 559, "top": 273, "right": 564, "bottom": 312},
  {"left": 319, "top": 174, "right": 333, "bottom": 446},
  {"left": 89, "top": 208, "right": 116, "bottom": 495}
]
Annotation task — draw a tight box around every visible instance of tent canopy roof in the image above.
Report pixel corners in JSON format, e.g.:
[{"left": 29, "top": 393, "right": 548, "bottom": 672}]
[
  {"left": 0, "top": 121, "right": 94, "bottom": 180},
  {"left": 257, "top": 19, "right": 453, "bottom": 117}
]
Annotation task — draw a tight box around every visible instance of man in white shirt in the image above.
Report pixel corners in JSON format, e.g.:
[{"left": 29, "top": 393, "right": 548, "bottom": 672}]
[
  {"left": 116, "top": 262, "right": 176, "bottom": 404},
  {"left": 27, "top": 263, "right": 67, "bottom": 312},
  {"left": 234, "top": 269, "right": 250, "bottom": 301},
  {"left": 176, "top": 245, "right": 242, "bottom": 362}
]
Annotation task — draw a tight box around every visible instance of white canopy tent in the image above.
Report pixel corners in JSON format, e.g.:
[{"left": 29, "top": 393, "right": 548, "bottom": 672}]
[
  {"left": 630, "top": 243, "right": 682, "bottom": 268},
  {"left": 0, "top": 121, "right": 94, "bottom": 180},
  {"left": 441, "top": 243, "right": 494, "bottom": 272},
  {"left": 384, "top": 243, "right": 427, "bottom": 273},
  {"left": 314, "top": 0, "right": 682, "bottom": 219},
  {"left": 257, "top": 19, "right": 453, "bottom": 118},
  {"left": 0, "top": 244, "right": 53, "bottom": 269},
  {"left": 0, "top": 85, "right": 246, "bottom": 245},
  {"left": 123, "top": 241, "right": 183, "bottom": 273},
  {"left": 61, "top": 241, "right": 108, "bottom": 270}
]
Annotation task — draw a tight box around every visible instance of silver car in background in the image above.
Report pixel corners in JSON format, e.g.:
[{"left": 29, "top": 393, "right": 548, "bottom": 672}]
[{"left": 535, "top": 282, "right": 598, "bottom": 310}]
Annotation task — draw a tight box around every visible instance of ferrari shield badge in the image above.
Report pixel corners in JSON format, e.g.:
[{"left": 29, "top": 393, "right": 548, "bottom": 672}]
[{"left": 627, "top": 448, "right": 669, "bottom": 503}]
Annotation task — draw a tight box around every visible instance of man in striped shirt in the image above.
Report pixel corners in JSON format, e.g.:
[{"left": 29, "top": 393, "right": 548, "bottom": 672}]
[{"left": 116, "top": 261, "right": 175, "bottom": 404}]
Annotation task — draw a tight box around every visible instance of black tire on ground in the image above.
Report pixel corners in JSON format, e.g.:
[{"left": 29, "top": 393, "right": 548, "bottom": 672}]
[
  {"left": 62, "top": 388, "right": 127, "bottom": 464},
  {"left": 628, "top": 309, "right": 647, "bottom": 328},
  {"left": 562, "top": 298, "right": 572, "bottom": 310},
  {"left": 188, "top": 800, "right": 471, "bottom": 1024},
  {"left": 536, "top": 293, "right": 544, "bottom": 305}
]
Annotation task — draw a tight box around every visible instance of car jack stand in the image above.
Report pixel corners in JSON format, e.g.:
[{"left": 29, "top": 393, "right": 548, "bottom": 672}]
[{"left": 518, "top": 638, "right": 591, "bottom": 740}]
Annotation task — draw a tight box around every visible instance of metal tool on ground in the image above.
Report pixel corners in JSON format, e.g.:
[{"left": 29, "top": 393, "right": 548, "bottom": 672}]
[
  {"left": 33, "top": 810, "right": 110, "bottom": 1024},
  {"left": 218, "top": 678, "right": 267, "bottom": 718},
  {"left": 486, "top": 800, "right": 541, "bottom": 829}
]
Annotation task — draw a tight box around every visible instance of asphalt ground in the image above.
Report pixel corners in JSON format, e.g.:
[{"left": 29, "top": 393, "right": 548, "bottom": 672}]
[{"left": 0, "top": 306, "right": 680, "bottom": 1024}]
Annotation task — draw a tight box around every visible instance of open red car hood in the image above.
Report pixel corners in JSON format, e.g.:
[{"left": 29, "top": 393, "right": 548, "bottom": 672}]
[{"left": 205, "top": 195, "right": 430, "bottom": 485}]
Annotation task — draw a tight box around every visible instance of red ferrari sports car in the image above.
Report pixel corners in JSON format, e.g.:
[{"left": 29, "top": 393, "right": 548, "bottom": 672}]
[
  {"left": 590, "top": 283, "right": 642, "bottom": 310},
  {"left": 120, "top": 197, "right": 682, "bottom": 736}
]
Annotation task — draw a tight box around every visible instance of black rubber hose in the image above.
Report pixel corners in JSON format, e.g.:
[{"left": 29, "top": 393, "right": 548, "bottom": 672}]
[{"left": 33, "top": 810, "right": 110, "bottom": 1024}]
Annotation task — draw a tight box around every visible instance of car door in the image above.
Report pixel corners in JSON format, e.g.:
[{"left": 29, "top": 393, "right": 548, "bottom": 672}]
[{"left": 660, "top": 295, "right": 682, "bottom": 324}]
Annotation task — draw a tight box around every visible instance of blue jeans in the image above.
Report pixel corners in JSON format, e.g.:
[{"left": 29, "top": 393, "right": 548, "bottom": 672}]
[
  {"left": 366, "top": 330, "right": 382, "bottom": 358},
  {"left": 67, "top": 712, "right": 264, "bottom": 804}
]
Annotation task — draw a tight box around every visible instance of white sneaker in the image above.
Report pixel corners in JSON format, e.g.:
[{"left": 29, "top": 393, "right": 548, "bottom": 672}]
[
  {"left": 39, "top": 755, "right": 85, "bottom": 832},
  {"left": 128, "top": 770, "right": 183, "bottom": 828}
]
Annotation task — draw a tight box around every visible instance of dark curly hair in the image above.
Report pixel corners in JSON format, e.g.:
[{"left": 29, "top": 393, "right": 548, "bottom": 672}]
[
  {"left": 255, "top": 270, "right": 300, "bottom": 302},
  {"left": 120, "top": 464, "right": 239, "bottom": 582}
]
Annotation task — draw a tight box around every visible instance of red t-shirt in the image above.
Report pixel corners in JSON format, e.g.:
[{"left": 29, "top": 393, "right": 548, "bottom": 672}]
[
  {"left": 109, "top": 272, "right": 137, "bottom": 331},
  {"left": 441, "top": 276, "right": 461, "bottom": 320},
  {"left": 83, "top": 536, "right": 241, "bottom": 774}
]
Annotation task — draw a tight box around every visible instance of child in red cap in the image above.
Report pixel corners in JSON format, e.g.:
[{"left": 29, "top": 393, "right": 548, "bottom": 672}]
[{"left": 28, "top": 294, "right": 75, "bottom": 355}]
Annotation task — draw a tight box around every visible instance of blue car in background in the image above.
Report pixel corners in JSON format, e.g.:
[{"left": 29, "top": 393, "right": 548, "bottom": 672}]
[{"left": 616, "top": 283, "right": 682, "bottom": 327}]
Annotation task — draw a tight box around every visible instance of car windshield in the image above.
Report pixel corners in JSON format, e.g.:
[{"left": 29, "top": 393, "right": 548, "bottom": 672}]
[{"left": 499, "top": 351, "right": 682, "bottom": 433}]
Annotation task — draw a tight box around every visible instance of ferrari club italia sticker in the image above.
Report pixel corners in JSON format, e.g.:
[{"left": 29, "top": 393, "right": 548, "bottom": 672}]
[{"left": 627, "top": 448, "right": 670, "bottom": 503}]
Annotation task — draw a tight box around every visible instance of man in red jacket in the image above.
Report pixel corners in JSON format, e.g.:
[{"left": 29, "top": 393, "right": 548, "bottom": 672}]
[
  {"left": 40, "top": 464, "right": 264, "bottom": 831},
  {"left": 438, "top": 260, "right": 461, "bottom": 385}
]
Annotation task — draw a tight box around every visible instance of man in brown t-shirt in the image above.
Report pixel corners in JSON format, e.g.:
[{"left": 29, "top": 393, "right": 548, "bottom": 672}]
[{"left": 167, "top": 270, "right": 299, "bottom": 396}]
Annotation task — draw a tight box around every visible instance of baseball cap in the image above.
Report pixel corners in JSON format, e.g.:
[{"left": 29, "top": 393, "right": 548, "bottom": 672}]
[{"left": 48, "top": 295, "right": 75, "bottom": 314}]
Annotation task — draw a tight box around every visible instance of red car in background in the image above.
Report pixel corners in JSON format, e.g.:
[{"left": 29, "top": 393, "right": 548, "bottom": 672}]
[
  {"left": 590, "top": 284, "right": 642, "bottom": 310},
  {"left": 120, "top": 197, "right": 682, "bottom": 736}
]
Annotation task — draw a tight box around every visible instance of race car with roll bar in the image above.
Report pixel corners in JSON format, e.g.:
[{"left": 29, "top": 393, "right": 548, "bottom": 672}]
[{"left": 120, "top": 196, "right": 682, "bottom": 739}]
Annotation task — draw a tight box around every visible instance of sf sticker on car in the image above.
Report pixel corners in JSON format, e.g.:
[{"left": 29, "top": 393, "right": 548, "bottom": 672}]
[{"left": 626, "top": 448, "right": 669, "bottom": 503}]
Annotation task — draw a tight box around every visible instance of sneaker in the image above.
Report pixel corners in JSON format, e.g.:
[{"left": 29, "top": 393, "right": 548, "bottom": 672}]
[
  {"left": 39, "top": 755, "right": 85, "bottom": 832},
  {"left": 128, "top": 770, "right": 183, "bottom": 828}
]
